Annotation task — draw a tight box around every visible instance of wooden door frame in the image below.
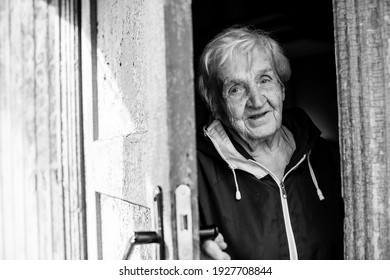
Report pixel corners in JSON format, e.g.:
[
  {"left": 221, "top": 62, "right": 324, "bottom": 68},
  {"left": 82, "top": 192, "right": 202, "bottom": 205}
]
[
  {"left": 60, "top": 0, "right": 87, "bottom": 260},
  {"left": 0, "top": 0, "right": 86, "bottom": 259},
  {"left": 333, "top": 0, "right": 390, "bottom": 259},
  {"left": 163, "top": 0, "right": 199, "bottom": 260},
  {"left": 81, "top": 0, "right": 96, "bottom": 259}
]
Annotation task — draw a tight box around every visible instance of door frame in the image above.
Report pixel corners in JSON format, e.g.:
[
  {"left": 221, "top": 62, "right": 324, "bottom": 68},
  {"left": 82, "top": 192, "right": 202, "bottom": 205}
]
[
  {"left": 333, "top": 0, "right": 390, "bottom": 259},
  {"left": 163, "top": 0, "right": 199, "bottom": 260}
]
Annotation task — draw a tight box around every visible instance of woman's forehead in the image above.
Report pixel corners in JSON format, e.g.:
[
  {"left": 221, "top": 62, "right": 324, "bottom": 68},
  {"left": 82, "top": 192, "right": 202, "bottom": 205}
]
[{"left": 218, "top": 47, "right": 272, "bottom": 79}]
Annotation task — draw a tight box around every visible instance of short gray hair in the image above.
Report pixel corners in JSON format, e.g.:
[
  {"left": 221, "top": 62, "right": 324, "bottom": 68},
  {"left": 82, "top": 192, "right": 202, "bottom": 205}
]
[{"left": 198, "top": 26, "right": 291, "bottom": 119}]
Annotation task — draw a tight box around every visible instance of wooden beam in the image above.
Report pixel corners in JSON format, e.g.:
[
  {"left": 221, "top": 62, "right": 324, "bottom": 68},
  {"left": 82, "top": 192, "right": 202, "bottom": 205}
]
[
  {"left": 333, "top": 0, "right": 390, "bottom": 259},
  {"left": 164, "top": 0, "right": 199, "bottom": 259}
]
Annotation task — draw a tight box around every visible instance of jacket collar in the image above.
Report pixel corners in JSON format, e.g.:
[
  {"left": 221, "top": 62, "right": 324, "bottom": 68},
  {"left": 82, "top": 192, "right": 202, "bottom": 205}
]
[
  {"left": 203, "top": 119, "right": 269, "bottom": 179},
  {"left": 201, "top": 107, "right": 322, "bottom": 178}
]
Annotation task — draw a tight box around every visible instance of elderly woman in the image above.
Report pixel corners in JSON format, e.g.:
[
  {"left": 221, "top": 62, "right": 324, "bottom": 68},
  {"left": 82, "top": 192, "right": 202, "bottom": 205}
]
[{"left": 197, "top": 26, "right": 344, "bottom": 260}]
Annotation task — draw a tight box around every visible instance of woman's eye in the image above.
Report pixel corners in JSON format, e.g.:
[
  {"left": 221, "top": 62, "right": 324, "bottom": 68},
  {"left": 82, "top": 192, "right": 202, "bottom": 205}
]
[
  {"left": 260, "top": 76, "right": 272, "bottom": 84},
  {"left": 228, "top": 86, "right": 244, "bottom": 96}
]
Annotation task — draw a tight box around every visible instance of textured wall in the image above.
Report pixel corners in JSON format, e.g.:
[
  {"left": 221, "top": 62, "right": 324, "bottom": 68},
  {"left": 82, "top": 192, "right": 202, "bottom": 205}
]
[
  {"left": 82, "top": 0, "right": 175, "bottom": 259},
  {"left": 334, "top": 0, "right": 390, "bottom": 259}
]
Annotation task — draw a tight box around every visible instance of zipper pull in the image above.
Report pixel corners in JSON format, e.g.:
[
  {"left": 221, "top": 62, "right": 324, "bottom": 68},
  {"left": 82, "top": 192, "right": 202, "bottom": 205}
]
[{"left": 281, "top": 181, "right": 287, "bottom": 199}]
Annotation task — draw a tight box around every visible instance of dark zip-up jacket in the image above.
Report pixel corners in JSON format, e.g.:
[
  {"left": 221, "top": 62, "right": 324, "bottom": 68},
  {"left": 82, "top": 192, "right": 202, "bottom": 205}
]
[{"left": 197, "top": 108, "right": 344, "bottom": 260}]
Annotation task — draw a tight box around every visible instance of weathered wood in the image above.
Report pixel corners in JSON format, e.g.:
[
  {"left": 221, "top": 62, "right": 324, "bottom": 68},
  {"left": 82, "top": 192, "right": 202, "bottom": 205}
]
[
  {"left": 0, "top": 0, "right": 7, "bottom": 258},
  {"left": 333, "top": 0, "right": 390, "bottom": 259},
  {"left": 164, "top": 0, "right": 199, "bottom": 259},
  {"left": 0, "top": 0, "right": 85, "bottom": 259},
  {"left": 0, "top": 0, "right": 13, "bottom": 259},
  {"left": 81, "top": 0, "right": 98, "bottom": 260},
  {"left": 35, "top": 0, "right": 55, "bottom": 259},
  {"left": 2, "top": 0, "right": 39, "bottom": 259},
  {"left": 20, "top": 0, "right": 40, "bottom": 259},
  {"left": 48, "top": 0, "right": 66, "bottom": 260},
  {"left": 59, "top": 0, "right": 87, "bottom": 260}
]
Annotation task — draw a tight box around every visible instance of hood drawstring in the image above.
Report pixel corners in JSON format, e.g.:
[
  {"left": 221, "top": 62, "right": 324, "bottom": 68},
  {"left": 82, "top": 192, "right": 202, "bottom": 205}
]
[
  {"left": 228, "top": 153, "right": 325, "bottom": 202},
  {"left": 307, "top": 151, "right": 325, "bottom": 201},
  {"left": 229, "top": 165, "right": 241, "bottom": 200}
]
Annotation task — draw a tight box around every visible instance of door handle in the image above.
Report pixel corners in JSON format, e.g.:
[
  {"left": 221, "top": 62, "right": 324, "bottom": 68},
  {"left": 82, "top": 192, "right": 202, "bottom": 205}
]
[
  {"left": 200, "top": 225, "right": 219, "bottom": 240},
  {"left": 122, "top": 231, "right": 160, "bottom": 260},
  {"left": 122, "top": 186, "right": 219, "bottom": 260},
  {"left": 122, "top": 186, "right": 165, "bottom": 260}
]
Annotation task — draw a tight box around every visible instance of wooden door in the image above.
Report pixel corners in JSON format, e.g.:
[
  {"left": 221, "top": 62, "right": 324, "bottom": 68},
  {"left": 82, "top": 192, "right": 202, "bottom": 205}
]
[{"left": 81, "top": 0, "right": 197, "bottom": 260}]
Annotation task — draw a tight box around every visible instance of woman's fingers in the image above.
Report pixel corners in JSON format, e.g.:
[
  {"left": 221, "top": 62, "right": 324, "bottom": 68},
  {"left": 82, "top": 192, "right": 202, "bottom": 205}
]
[
  {"left": 214, "top": 233, "right": 228, "bottom": 250},
  {"left": 201, "top": 233, "right": 231, "bottom": 260}
]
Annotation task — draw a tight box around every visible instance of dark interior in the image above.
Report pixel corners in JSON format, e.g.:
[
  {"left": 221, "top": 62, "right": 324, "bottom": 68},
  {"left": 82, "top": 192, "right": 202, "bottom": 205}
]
[{"left": 192, "top": 0, "right": 338, "bottom": 142}]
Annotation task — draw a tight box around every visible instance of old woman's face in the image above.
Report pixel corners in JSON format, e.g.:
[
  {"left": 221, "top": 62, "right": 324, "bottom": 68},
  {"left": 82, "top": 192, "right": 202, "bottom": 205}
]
[{"left": 219, "top": 47, "right": 285, "bottom": 143}]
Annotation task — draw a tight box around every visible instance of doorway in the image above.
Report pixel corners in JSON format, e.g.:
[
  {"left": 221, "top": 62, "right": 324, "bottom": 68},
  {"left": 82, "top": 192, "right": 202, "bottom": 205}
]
[{"left": 192, "top": 0, "right": 338, "bottom": 143}]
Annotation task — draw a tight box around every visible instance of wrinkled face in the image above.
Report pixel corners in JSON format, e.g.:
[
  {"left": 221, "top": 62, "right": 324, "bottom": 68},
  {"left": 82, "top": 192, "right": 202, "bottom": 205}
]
[{"left": 219, "top": 47, "right": 285, "bottom": 143}]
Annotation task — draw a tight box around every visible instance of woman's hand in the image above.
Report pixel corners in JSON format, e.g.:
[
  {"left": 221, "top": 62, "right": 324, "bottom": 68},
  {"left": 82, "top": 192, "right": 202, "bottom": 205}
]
[{"left": 201, "top": 233, "right": 231, "bottom": 260}]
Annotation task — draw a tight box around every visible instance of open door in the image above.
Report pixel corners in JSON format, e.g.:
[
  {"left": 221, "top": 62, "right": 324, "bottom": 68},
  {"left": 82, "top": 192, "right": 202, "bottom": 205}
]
[{"left": 81, "top": 0, "right": 198, "bottom": 260}]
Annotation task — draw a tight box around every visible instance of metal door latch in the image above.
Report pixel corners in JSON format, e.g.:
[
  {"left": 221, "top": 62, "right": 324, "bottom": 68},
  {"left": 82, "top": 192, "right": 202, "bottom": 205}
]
[
  {"left": 122, "top": 186, "right": 165, "bottom": 260},
  {"left": 175, "top": 184, "right": 193, "bottom": 259}
]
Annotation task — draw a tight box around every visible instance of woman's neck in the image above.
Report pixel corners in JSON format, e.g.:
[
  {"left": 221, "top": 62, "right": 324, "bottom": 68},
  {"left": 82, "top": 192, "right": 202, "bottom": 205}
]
[
  {"left": 228, "top": 126, "right": 296, "bottom": 179},
  {"left": 229, "top": 126, "right": 295, "bottom": 156}
]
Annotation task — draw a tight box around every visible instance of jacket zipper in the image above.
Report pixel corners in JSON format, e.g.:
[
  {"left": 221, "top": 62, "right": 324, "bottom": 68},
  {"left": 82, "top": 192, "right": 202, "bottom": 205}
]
[
  {"left": 250, "top": 154, "right": 307, "bottom": 260},
  {"left": 280, "top": 181, "right": 287, "bottom": 198}
]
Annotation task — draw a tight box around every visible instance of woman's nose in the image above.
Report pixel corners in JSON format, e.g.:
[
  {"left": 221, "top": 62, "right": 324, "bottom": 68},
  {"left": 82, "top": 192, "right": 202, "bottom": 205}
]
[{"left": 247, "top": 88, "right": 267, "bottom": 108}]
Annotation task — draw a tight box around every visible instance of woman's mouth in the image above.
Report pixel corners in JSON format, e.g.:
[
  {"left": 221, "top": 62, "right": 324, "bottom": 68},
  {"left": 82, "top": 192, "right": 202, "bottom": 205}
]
[{"left": 248, "top": 111, "right": 268, "bottom": 120}]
